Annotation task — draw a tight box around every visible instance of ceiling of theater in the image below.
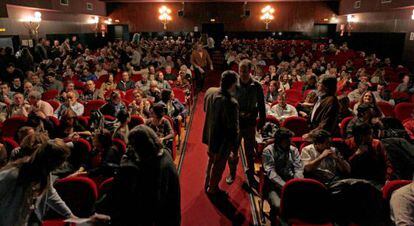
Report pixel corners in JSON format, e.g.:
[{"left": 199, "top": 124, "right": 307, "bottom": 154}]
[{"left": 101, "top": 0, "right": 338, "bottom": 2}]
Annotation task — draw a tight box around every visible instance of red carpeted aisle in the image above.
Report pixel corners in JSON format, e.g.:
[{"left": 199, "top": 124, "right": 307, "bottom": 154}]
[{"left": 180, "top": 72, "right": 253, "bottom": 226}]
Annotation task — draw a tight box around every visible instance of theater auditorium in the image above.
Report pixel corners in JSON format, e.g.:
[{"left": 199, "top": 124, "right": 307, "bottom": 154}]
[{"left": 0, "top": 0, "right": 413, "bottom": 225}]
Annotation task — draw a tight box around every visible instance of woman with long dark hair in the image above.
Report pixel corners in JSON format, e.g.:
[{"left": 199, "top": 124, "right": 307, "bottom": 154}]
[{"left": 0, "top": 139, "right": 75, "bottom": 226}]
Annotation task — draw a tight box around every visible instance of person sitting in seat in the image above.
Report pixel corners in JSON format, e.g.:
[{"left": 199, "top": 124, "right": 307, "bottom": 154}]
[
  {"left": 100, "top": 91, "right": 127, "bottom": 118},
  {"left": 345, "top": 122, "right": 393, "bottom": 188},
  {"left": 268, "top": 94, "right": 298, "bottom": 122},
  {"left": 54, "top": 91, "right": 84, "bottom": 119},
  {"left": 301, "top": 129, "right": 350, "bottom": 184},
  {"left": 262, "top": 128, "right": 303, "bottom": 225}
]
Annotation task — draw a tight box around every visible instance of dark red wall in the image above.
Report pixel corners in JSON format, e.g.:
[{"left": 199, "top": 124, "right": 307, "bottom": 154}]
[
  {"left": 340, "top": 0, "right": 414, "bottom": 15},
  {"left": 107, "top": 2, "right": 335, "bottom": 32}
]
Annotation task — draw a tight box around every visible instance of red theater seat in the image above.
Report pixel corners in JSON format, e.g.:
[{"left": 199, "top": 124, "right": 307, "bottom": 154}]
[
  {"left": 128, "top": 115, "right": 145, "bottom": 129},
  {"left": 395, "top": 102, "right": 414, "bottom": 122},
  {"left": 47, "top": 100, "right": 61, "bottom": 111},
  {"left": 382, "top": 180, "right": 411, "bottom": 201},
  {"left": 42, "top": 89, "right": 59, "bottom": 101},
  {"left": 281, "top": 116, "right": 309, "bottom": 137},
  {"left": 339, "top": 116, "right": 353, "bottom": 138},
  {"left": 280, "top": 178, "right": 332, "bottom": 225},
  {"left": 84, "top": 100, "right": 106, "bottom": 116},
  {"left": 54, "top": 177, "right": 98, "bottom": 218},
  {"left": 377, "top": 101, "right": 394, "bottom": 117},
  {"left": 2, "top": 116, "right": 28, "bottom": 138}
]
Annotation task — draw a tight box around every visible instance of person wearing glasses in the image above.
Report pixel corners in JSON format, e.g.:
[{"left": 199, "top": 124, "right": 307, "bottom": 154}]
[{"left": 54, "top": 91, "right": 84, "bottom": 119}]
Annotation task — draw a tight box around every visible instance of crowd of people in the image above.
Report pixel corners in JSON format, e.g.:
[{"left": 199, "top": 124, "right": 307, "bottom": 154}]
[
  {"left": 204, "top": 38, "right": 413, "bottom": 225},
  {"left": 0, "top": 34, "right": 213, "bottom": 225},
  {"left": 0, "top": 33, "right": 413, "bottom": 226}
]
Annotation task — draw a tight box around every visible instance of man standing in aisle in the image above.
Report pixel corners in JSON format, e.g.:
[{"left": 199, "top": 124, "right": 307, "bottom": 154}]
[
  {"left": 228, "top": 59, "right": 266, "bottom": 187},
  {"left": 203, "top": 71, "right": 239, "bottom": 195},
  {"left": 191, "top": 43, "right": 213, "bottom": 93}
]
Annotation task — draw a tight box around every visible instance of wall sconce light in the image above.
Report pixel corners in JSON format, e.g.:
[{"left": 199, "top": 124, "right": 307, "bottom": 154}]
[
  {"left": 260, "top": 5, "right": 275, "bottom": 30},
  {"left": 411, "top": 10, "right": 414, "bottom": 20},
  {"left": 104, "top": 18, "right": 113, "bottom": 24},
  {"left": 330, "top": 14, "right": 338, "bottom": 23},
  {"left": 87, "top": 16, "right": 100, "bottom": 37},
  {"left": 347, "top": 15, "right": 358, "bottom": 23},
  {"left": 20, "top": 11, "right": 42, "bottom": 40},
  {"left": 159, "top": 6, "right": 172, "bottom": 30},
  {"left": 345, "top": 15, "right": 357, "bottom": 36}
]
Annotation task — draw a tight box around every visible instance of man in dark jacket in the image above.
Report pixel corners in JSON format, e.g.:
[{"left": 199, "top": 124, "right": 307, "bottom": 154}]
[
  {"left": 228, "top": 59, "right": 266, "bottom": 186},
  {"left": 203, "top": 70, "right": 239, "bottom": 195},
  {"left": 307, "top": 75, "right": 339, "bottom": 135},
  {"left": 97, "top": 125, "right": 181, "bottom": 226}
]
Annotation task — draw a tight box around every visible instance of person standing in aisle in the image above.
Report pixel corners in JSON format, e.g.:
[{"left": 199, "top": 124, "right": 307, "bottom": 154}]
[
  {"left": 203, "top": 71, "right": 239, "bottom": 195},
  {"left": 228, "top": 59, "right": 266, "bottom": 187}
]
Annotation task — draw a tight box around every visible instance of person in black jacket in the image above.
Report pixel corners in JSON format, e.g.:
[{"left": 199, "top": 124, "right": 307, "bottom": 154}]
[
  {"left": 100, "top": 91, "right": 126, "bottom": 118},
  {"left": 97, "top": 125, "right": 180, "bottom": 226}
]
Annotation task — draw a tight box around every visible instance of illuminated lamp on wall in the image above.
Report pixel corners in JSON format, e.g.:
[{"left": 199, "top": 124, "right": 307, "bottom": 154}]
[
  {"left": 20, "top": 11, "right": 42, "bottom": 40},
  {"left": 87, "top": 16, "right": 100, "bottom": 37},
  {"left": 260, "top": 5, "right": 275, "bottom": 30},
  {"left": 159, "top": 6, "right": 172, "bottom": 30},
  {"left": 411, "top": 9, "right": 414, "bottom": 20}
]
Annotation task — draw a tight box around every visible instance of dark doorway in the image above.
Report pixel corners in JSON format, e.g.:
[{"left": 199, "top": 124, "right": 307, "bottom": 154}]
[{"left": 202, "top": 23, "right": 225, "bottom": 42}]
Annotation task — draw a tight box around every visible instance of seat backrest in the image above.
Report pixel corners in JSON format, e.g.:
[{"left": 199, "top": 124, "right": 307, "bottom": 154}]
[
  {"left": 54, "top": 177, "right": 98, "bottom": 217},
  {"left": 377, "top": 101, "right": 394, "bottom": 117},
  {"left": 173, "top": 88, "right": 186, "bottom": 104},
  {"left": 395, "top": 102, "right": 414, "bottom": 122},
  {"left": 84, "top": 100, "right": 107, "bottom": 116},
  {"left": 46, "top": 100, "right": 61, "bottom": 111},
  {"left": 2, "top": 116, "right": 28, "bottom": 138},
  {"left": 99, "top": 177, "right": 114, "bottom": 197},
  {"left": 128, "top": 115, "right": 145, "bottom": 129},
  {"left": 382, "top": 180, "right": 411, "bottom": 201},
  {"left": 281, "top": 116, "right": 309, "bottom": 137},
  {"left": 339, "top": 116, "right": 354, "bottom": 138},
  {"left": 41, "top": 89, "right": 59, "bottom": 101},
  {"left": 112, "top": 138, "right": 127, "bottom": 155},
  {"left": 280, "top": 178, "right": 331, "bottom": 224}
]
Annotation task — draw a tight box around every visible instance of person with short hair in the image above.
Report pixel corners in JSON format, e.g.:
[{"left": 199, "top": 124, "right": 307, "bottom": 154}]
[
  {"left": 116, "top": 72, "right": 135, "bottom": 92},
  {"left": 301, "top": 129, "right": 350, "bottom": 184},
  {"left": 190, "top": 43, "right": 213, "bottom": 92},
  {"left": 83, "top": 80, "right": 104, "bottom": 101},
  {"left": 54, "top": 91, "right": 84, "bottom": 118},
  {"left": 347, "top": 82, "right": 369, "bottom": 102},
  {"left": 203, "top": 70, "right": 239, "bottom": 195},
  {"left": 8, "top": 92, "right": 30, "bottom": 118},
  {"left": 97, "top": 125, "right": 180, "bottom": 226},
  {"left": 43, "top": 71, "right": 63, "bottom": 92},
  {"left": 345, "top": 123, "right": 393, "bottom": 187},
  {"left": 307, "top": 75, "right": 339, "bottom": 135},
  {"left": 228, "top": 59, "right": 266, "bottom": 186},
  {"left": 262, "top": 128, "right": 303, "bottom": 224},
  {"left": 269, "top": 94, "right": 298, "bottom": 122},
  {"left": 28, "top": 90, "right": 54, "bottom": 117}
]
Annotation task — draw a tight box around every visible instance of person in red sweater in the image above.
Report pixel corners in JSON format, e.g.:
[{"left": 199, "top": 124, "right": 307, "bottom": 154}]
[{"left": 345, "top": 122, "right": 393, "bottom": 188}]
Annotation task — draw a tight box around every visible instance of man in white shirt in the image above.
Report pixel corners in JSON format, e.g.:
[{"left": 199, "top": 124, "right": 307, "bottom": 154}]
[
  {"left": 269, "top": 94, "right": 298, "bottom": 122},
  {"left": 301, "top": 129, "right": 350, "bottom": 184},
  {"left": 347, "top": 82, "right": 368, "bottom": 103},
  {"left": 54, "top": 91, "right": 84, "bottom": 119}
]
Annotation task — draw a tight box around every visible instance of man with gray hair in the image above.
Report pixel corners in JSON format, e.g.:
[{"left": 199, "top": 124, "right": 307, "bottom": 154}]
[
  {"left": 27, "top": 90, "right": 54, "bottom": 117},
  {"left": 227, "top": 59, "right": 266, "bottom": 187}
]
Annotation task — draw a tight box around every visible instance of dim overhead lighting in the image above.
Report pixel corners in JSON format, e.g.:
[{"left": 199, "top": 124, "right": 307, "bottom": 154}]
[
  {"left": 260, "top": 5, "right": 275, "bottom": 30},
  {"left": 210, "top": 18, "right": 216, "bottom": 22},
  {"left": 159, "top": 6, "right": 172, "bottom": 30}
]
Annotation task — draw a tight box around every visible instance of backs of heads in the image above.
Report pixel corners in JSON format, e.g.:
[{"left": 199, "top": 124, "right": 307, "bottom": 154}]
[
  {"left": 127, "top": 125, "right": 163, "bottom": 160},
  {"left": 320, "top": 75, "right": 337, "bottom": 95},
  {"left": 221, "top": 70, "right": 239, "bottom": 91},
  {"left": 31, "top": 138, "right": 71, "bottom": 171}
]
